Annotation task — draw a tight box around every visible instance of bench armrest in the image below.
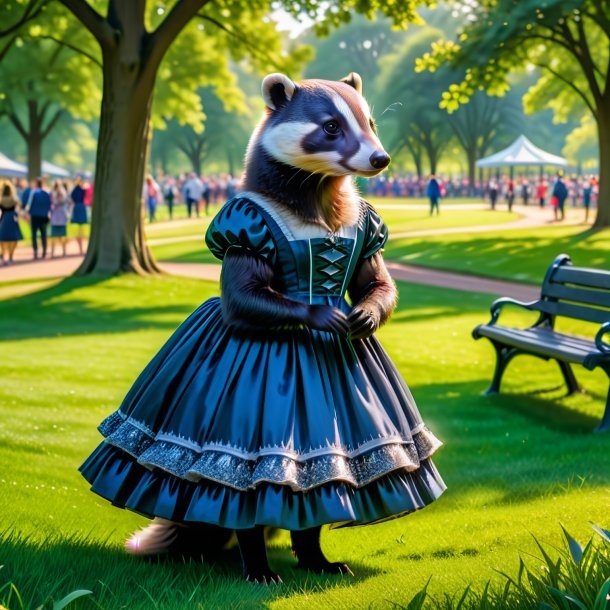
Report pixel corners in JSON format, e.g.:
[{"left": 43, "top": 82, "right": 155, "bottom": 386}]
[
  {"left": 595, "top": 322, "right": 610, "bottom": 354},
  {"left": 489, "top": 297, "right": 540, "bottom": 325}
]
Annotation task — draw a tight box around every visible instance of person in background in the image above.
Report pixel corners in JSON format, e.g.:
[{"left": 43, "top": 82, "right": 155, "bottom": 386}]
[
  {"left": 551, "top": 173, "right": 569, "bottom": 221},
  {"left": 83, "top": 178, "right": 94, "bottom": 221},
  {"left": 583, "top": 178, "right": 593, "bottom": 223},
  {"left": 488, "top": 178, "right": 498, "bottom": 210},
  {"left": 183, "top": 173, "right": 203, "bottom": 218},
  {"left": 0, "top": 182, "right": 23, "bottom": 265},
  {"left": 426, "top": 174, "right": 441, "bottom": 216},
  {"left": 202, "top": 176, "right": 211, "bottom": 214},
  {"left": 50, "top": 180, "right": 69, "bottom": 257},
  {"left": 163, "top": 177, "right": 177, "bottom": 220},
  {"left": 143, "top": 175, "right": 160, "bottom": 223},
  {"left": 25, "top": 177, "right": 51, "bottom": 259},
  {"left": 520, "top": 179, "right": 530, "bottom": 206},
  {"left": 70, "top": 176, "right": 88, "bottom": 255},
  {"left": 506, "top": 179, "right": 515, "bottom": 212},
  {"left": 537, "top": 179, "right": 547, "bottom": 208}
]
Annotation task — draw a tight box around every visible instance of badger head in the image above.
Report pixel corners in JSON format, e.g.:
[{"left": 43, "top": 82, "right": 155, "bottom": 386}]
[{"left": 252, "top": 72, "right": 390, "bottom": 177}]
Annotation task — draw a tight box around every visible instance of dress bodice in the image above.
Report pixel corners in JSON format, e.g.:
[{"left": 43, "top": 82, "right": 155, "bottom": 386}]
[{"left": 205, "top": 193, "right": 388, "bottom": 309}]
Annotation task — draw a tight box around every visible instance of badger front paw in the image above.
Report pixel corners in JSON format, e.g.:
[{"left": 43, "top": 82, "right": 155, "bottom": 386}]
[
  {"left": 307, "top": 305, "right": 349, "bottom": 335},
  {"left": 348, "top": 306, "right": 380, "bottom": 339}
]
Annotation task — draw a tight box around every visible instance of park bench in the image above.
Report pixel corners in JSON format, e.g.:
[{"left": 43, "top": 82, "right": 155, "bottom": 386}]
[{"left": 472, "top": 254, "right": 610, "bottom": 432}]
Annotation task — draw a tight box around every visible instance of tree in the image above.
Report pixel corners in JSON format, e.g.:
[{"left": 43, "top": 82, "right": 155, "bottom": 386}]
[
  {"left": 0, "top": 31, "right": 100, "bottom": 180},
  {"left": 154, "top": 85, "right": 254, "bottom": 176},
  {"left": 376, "top": 29, "right": 455, "bottom": 176},
  {"left": 2, "top": 0, "right": 428, "bottom": 276},
  {"left": 417, "top": 0, "right": 610, "bottom": 227}
]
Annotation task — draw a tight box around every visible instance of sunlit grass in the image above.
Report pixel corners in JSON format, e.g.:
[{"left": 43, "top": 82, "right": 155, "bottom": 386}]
[
  {"left": 0, "top": 275, "right": 608, "bottom": 609},
  {"left": 385, "top": 225, "right": 610, "bottom": 284}
]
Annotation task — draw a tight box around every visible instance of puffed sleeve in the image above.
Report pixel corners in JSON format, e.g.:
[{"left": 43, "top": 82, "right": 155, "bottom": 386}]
[
  {"left": 205, "top": 197, "right": 277, "bottom": 266},
  {"left": 361, "top": 201, "right": 389, "bottom": 259}
]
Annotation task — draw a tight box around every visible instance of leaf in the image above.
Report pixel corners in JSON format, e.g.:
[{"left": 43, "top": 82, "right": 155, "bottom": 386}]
[
  {"left": 406, "top": 577, "right": 431, "bottom": 610},
  {"left": 592, "top": 525, "right": 610, "bottom": 545},
  {"left": 52, "top": 589, "right": 93, "bottom": 610},
  {"left": 593, "top": 577, "right": 610, "bottom": 610},
  {"left": 561, "top": 526, "right": 583, "bottom": 565},
  {"left": 546, "top": 585, "right": 576, "bottom": 610}
]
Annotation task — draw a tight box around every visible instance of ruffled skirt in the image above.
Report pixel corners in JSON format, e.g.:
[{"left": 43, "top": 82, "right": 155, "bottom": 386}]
[{"left": 80, "top": 297, "right": 445, "bottom": 530}]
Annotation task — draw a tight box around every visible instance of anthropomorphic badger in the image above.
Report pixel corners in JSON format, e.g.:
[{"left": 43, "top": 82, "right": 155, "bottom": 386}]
[{"left": 80, "top": 72, "right": 445, "bottom": 583}]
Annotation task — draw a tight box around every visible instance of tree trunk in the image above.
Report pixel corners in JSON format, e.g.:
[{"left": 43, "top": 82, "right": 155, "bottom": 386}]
[
  {"left": 467, "top": 148, "right": 476, "bottom": 197},
  {"left": 77, "top": 48, "right": 160, "bottom": 275},
  {"left": 27, "top": 131, "right": 42, "bottom": 182},
  {"left": 189, "top": 152, "right": 202, "bottom": 177},
  {"left": 593, "top": 111, "right": 610, "bottom": 228}
]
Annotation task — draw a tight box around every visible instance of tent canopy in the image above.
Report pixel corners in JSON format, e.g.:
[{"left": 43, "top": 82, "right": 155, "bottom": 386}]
[
  {"left": 0, "top": 153, "right": 27, "bottom": 178},
  {"left": 476, "top": 135, "right": 568, "bottom": 168},
  {"left": 42, "top": 160, "right": 70, "bottom": 178}
]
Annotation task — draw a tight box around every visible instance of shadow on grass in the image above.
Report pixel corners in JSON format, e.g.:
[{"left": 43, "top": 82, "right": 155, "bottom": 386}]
[
  {"left": 385, "top": 226, "right": 610, "bottom": 284},
  {"left": 0, "top": 529, "right": 379, "bottom": 610},
  {"left": 0, "top": 274, "right": 196, "bottom": 342},
  {"left": 415, "top": 375, "right": 610, "bottom": 507}
]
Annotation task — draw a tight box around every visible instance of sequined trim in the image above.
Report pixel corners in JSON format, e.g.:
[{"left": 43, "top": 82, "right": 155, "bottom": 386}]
[{"left": 98, "top": 411, "right": 443, "bottom": 492}]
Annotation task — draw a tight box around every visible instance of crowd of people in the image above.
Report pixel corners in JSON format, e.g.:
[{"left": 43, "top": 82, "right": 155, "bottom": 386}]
[
  {"left": 0, "top": 169, "right": 601, "bottom": 265},
  {"left": 142, "top": 173, "right": 241, "bottom": 222},
  {"left": 485, "top": 174, "right": 598, "bottom": 220},
  {"left": 0, "top": 176, "right": 92, "bottom": 264}
]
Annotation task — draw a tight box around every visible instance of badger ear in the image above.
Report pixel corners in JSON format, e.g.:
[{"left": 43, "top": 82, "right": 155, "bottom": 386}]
[
  {"left": 340, "top": 72, "right": 363, "bottom": 95},
  {"left": 262, "top": 73, "right": 296, "bottom": 111}
]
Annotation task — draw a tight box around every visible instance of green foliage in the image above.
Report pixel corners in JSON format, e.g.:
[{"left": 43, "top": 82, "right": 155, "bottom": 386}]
[
  {"left": 303, "top": 14, "right": 406, "bottom": 85},
  {"left": 376, "top": 28, "right": 456, "bottom": 172},
  {"left": 563, "top": 115, "right": 599, "bottom": 168}
]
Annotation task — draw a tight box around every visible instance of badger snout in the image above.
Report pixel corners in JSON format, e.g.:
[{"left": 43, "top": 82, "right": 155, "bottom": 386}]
[{"left": 369, "top": 150, "right": 391, "bottom": 170}]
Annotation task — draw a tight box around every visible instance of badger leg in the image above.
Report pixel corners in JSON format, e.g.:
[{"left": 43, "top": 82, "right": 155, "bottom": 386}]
[
  {"left": 125, "top": 518, "right": 233, "bottom": 560},
  {"left": 236, "top": 526, "right": 282, "bottom": 584},
  {"left": 291, "top": 526, "right": 353, "bottom": 575}
]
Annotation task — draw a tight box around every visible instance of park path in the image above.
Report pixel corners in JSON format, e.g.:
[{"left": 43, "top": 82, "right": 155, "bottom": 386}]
[
  {"left": 145, "top": 202, "right": 576, "bottom": 247},
  {"left": 0, "top": 201, "right": 585, "bottom": 301}
]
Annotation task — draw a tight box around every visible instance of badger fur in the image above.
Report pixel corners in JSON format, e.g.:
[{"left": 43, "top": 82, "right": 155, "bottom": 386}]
[{"left": 243, "top": 72, "right": 390, "bottom": 232}]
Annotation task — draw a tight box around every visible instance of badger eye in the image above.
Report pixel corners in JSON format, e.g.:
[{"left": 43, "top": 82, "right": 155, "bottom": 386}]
[{"left": 323, "top": 121, "right": 340, "bottom": 135}]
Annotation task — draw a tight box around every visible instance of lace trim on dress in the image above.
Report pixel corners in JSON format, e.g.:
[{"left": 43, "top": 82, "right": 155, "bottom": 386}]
[{"left": 98, "top": 410, "right": 443, "bottom": 492}]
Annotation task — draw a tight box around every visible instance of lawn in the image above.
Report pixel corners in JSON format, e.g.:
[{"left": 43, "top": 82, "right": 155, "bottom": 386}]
[
  {"left": 0, "top": 275, "right": 608, "bottom": 609},
  {"left": 385, "top": 224, "right": 610, "bottom": 284},
  {"left": 149, "top": 207, "right": 517, "bottom": 265}
]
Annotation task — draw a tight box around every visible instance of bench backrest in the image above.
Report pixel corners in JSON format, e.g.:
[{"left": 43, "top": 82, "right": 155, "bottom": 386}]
[{"left": 536, "top": 254, "right": 610, "bottom": 325}]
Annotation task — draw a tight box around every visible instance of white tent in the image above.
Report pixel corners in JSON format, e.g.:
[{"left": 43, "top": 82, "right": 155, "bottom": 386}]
[
  {"left": 42, "top": 160, "right": 71, "bottom": 178},
  {"left": 476, "top": 135, "right": 568, "bottom": 169},
  {"left": 0, "top": 153, "right": 27, "bottom": 178}
]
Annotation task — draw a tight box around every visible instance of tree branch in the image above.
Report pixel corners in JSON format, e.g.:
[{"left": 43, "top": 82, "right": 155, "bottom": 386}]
[
  {"left": 558, "top": 20, "right": 602, "bottom": 102},
  {"left": 28, "top": 33, "right": 102, "bottom": 66},
  {"left": 41, "top": 109, "right": 64, "bottom": 138},
  {"left": 197, "top": 14, "right": 287, "bottom": 71},
  {"left": 8, "top": 112, "right": 28, "bottom": 139},
  {"left": 0, "top": 0, "right": 47, "bottom": 37},
  {"left": 58, "top": 0, "right": 113, "bottom": 47},
  {"left": 531, "top": 60, "right": 597, "bottom": 117},
  {"left": 146, "top": 0, "right": 210, "bottom": 71}
]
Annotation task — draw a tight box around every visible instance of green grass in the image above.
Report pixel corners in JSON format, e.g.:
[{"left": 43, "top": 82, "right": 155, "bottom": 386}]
[
  {"left": 149, "top": 208, "right": 518, "bottom": 265},
  {"left": 0, "top": 275, "right": 608, "bottom": 609},
  {"left": 385, "top": 225, "right": 610, "bottom": 284}
]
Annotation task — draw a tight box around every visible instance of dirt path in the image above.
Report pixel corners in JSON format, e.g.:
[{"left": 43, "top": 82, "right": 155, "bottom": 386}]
[{"left": 0, "top": 202, "right": 584, "bottom": 300}]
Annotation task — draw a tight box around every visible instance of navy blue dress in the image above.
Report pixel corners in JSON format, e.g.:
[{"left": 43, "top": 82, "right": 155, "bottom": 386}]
[
  {"left": 70, "top": 185, "right": 88, "bottom": 224},
  {"left": 0, "top": 201, "right": 23, "bottom": 242},
  {"left": 80, "top": 195, "right": 445, "bottom": 530}
]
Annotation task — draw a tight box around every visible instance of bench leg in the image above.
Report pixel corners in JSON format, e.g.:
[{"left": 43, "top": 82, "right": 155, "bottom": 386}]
[
  {"left": 595, "top": 369, "right": 610, "bottom": 433},
  {"left": 556, "top": 360, "right": 580, "bottom": 395},
  {"left": 486, "top": 343, "right": 519, "bottom": 395}
]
